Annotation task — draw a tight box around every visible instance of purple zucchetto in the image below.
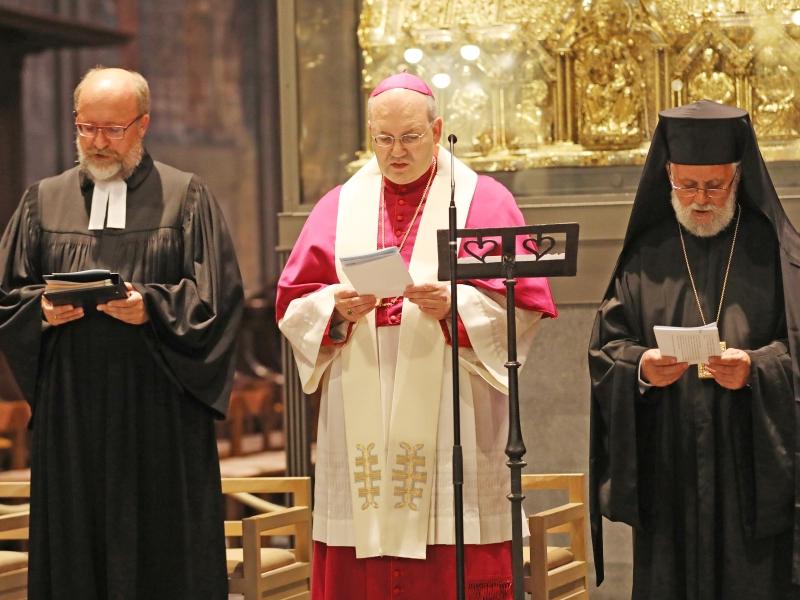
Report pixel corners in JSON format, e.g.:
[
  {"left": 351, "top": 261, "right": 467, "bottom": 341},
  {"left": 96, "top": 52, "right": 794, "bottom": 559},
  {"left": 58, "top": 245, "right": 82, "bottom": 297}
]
[{"left": 369, "top": 73, "right": 434, "bottom": 98}]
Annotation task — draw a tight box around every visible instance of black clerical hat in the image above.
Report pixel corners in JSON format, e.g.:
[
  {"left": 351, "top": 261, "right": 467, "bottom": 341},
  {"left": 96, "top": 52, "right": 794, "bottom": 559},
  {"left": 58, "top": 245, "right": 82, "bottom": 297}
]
[
  {"left": 619, "top": 99, "right": 795, "bottom": 251},
  {"left": 660, "top": 100, "right": 748, "bottom": 165}
]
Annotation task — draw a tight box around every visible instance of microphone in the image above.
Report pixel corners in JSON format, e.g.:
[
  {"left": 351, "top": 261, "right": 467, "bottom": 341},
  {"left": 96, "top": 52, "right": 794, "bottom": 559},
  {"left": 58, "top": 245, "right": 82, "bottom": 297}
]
[
  {"left": 448, "top": 135, "right": 457, "bottom": 204},
  {"left": 446, "top": 130, "right": 465, "bottom": 599}
]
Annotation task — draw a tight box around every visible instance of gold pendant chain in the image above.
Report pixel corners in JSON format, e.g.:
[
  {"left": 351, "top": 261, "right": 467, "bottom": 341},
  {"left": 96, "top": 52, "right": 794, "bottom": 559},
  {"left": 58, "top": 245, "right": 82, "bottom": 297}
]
[
  {"left": 377, "top": 158, "right": 437, "bottom": 309},
  {"left": 379, "top": 157, "right": 437, "bottom": 252},
  {"left": 677, "top": 204, "right": 741, "bottom": 326}
]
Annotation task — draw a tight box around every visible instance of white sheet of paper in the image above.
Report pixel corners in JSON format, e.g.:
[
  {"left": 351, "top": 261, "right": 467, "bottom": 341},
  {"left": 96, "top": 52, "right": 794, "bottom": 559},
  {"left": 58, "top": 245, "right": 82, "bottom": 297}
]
[
  {"left": 340, "top": 246, "right": 413, "bottom": 298},
  {"left": 653, "top": 322, "right": 722, "bottom": 365}
]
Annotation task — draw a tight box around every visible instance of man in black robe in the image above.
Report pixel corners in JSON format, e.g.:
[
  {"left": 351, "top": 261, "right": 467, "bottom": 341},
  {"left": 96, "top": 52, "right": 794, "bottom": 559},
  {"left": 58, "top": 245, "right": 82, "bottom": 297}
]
[
  {"left": 589, "top": 100, "right": 800, "bottom": 599},
  {"left": 0, "top": 67, "right": 243, "bottom": 598}
]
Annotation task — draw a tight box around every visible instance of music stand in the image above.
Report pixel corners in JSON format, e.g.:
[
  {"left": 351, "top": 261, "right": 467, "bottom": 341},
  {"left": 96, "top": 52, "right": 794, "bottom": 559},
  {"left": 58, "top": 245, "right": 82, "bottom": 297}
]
[{"left": 437, "top": 222, "right": 580, "bottom": 600}]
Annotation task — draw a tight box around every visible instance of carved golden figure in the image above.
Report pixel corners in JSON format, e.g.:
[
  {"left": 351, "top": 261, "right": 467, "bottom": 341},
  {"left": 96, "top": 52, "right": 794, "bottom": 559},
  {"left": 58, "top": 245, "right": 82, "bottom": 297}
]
[
  {"left": 510, "top": 66, "right": 551, "bottom": 149},
  {"left": 402, "top": 0, "right": 447, "bottom": 31},
  {"left": 359, "top": 0, "right": 382, "bottom": 33},
  {"left": 503, "top": 0, "right": 576, "bottom": 40},
  {"left": 446, "top": 82, "right": 492, "bottom": 155},
  {"left": 753, "top": 45, "right": 798, "bottom": 139},
  {"left": 451, "top": 0, "right": 499, "bottom": 27},
  {"left": 392, "top": 442, "right": 427, "bottom": 510},
  {"left": 355, "top": 442, "right": 381, "bottom": 510},
  {"left": 688, "top": 48, "right": 735, "bottom": 105},
  {"left": 576, "top": 0, "right": 646, "bottom": 149}
]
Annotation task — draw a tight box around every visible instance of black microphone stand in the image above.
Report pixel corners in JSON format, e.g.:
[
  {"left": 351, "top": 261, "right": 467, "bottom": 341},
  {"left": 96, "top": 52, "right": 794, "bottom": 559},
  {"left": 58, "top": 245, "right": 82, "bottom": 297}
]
[{"left": 447, "top": 133, "right": 466, "bottom": 600}]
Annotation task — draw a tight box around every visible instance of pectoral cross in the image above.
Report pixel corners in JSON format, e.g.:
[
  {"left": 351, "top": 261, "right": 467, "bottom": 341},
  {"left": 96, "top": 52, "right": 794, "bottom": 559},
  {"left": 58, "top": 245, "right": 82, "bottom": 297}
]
[{"left": 698, "top": 341, "right": 727, "bottom": 379}]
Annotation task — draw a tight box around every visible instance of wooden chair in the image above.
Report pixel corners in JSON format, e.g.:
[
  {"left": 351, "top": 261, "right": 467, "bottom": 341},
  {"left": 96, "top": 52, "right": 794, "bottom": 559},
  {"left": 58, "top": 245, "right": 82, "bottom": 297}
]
[
  {"left": 522, "top": 473, "right": 589, "bottom": 600},
  {"left": 222, "top": 477, "right": 312, "bottom": 600},
  {"left": 0, "top": 482, "right": 31, "bottom": 600},
  {"left": 221, "top": 374, "right": 283, "bottom": 458},
  {"left": 0, "top": 354, "right": 31, "bottom": 470},
  {"left": 220, "top": 290, "right": 285, "bottom": 459},
  {"left": 0, "top": 479, "right": 314, "bottom": 599}
]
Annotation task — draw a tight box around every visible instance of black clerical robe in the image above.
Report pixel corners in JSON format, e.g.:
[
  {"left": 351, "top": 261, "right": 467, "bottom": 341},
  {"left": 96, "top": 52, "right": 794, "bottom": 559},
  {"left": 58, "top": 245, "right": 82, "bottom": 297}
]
[
  {"left": 589, "top": 207, "right": 797, "bottom": 600},
  {"left": 0, "top": 154, "right": 243, "bottom": 599}
]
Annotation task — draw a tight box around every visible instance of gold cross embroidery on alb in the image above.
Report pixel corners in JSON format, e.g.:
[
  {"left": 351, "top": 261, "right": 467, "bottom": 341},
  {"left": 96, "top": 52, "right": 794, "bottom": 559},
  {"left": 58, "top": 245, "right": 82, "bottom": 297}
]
[
  {"left": 392, "top": 442, "right": 427, "bottom": 510},
  {"left": 354, "top": 443, "right": 381, "bottom": 510}
]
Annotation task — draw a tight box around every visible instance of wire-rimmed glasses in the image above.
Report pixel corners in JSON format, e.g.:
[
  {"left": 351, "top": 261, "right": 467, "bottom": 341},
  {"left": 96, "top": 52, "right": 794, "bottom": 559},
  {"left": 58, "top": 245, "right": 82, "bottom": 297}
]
[
  {"left": 668, "top": 165, "right": 739, "bottom": 202},
  {"left": 75, "top": 113, "right": 145, "bottom": 140},
  {"left": 371, "top": 126, "right": 430, "bottom": 148}
]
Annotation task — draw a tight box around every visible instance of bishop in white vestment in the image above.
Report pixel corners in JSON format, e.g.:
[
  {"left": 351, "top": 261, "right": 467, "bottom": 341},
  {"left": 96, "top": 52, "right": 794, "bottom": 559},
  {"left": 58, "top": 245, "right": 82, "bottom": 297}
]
[{"left": 277, "top": 73, "right": 557, "bottom": 600}]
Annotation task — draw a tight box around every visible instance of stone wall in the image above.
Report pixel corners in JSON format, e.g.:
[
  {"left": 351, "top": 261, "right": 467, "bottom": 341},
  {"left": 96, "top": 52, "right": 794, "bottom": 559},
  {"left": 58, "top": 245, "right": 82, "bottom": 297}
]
[{"left": 7, "top": 0, "right": 281, "bottom": 292}]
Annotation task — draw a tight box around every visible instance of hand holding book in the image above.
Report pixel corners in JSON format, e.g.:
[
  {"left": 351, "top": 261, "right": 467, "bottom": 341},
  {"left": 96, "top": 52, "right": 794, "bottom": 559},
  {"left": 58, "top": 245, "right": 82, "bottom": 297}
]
[
  {"left": 41, "top": 293, "right": 84, "bottom": 326},
  {"left": 41, "top": 270, "right": 149, "bottom": 326},
  {"left": 43, "top": 269, "right": 128, "bottom": 307},
  {"left": 97, "top": 282, "right": 149, "bottom": 325}
]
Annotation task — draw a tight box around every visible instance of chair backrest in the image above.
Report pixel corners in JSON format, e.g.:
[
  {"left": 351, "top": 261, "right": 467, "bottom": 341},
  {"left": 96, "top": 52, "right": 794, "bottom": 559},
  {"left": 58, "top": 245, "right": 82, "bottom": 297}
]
[
  {"left": 521, "top": 473, "right": 588, "bottom": 600},
  {"left": 0, "top": 481, "right": 30, "bottom": 536},
  {"left": 221, "top": 477, "right": 312, "bottom": 600},
  {"left": 521, "top": 473, "right": 584, "bottom": 503},
  {"left": 0, "top": 482, "right": 30, "bottom": 600},
  {"left": 0, "top": 354, "right": 23, "bottom": 402}
]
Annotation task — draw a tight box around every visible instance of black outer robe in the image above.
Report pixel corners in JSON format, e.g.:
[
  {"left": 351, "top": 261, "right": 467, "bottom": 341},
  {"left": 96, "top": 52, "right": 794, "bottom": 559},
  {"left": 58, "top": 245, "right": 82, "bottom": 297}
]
[
  {"left": 589, "top": 101, "right": 800, "bottom": 599},
  {"left": 0, "top": 154, "right": 243, "bottom": 599}
]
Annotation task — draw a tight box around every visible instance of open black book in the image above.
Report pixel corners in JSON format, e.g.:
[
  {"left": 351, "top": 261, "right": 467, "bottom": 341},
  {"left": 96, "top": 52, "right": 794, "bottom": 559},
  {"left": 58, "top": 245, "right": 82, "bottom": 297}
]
[{"left": 43, "top": 269, "right": 128, "bottom": 307}]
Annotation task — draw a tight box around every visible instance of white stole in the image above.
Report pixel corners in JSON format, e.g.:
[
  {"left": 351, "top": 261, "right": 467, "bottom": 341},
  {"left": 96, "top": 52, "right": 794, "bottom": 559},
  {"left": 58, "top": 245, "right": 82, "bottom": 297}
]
[
  {"left": 88, "top": 179, "right": 127, "bottom": 230},
  {"left": 334, "top": 147, "right": 477, "bottom": 558}
]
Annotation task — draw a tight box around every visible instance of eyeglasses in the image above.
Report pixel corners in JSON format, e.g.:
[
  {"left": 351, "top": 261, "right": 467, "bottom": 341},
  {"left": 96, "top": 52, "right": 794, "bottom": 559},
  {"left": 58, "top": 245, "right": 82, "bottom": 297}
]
[
  {"left": 371, "top": 126, "right": 430, "bottom": 148},
  {"left": 668, "top": 165, "right": 739, "bottom": 201},
  {"left": 75, "top": 113, "right": 145, "bottom": 140}
]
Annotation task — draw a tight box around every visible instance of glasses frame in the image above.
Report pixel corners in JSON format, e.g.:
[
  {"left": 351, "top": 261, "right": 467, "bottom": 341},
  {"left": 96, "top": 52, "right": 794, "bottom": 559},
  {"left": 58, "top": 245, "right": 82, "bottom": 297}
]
[
  {"left": 371, "top": 124, "right": 432, "bottom": 148},
  {"left": 667, "top": 165, "right": 740, "bottom": 202},
  {"left": 74, "top": 113, "right": 146, "bottom": 140}
]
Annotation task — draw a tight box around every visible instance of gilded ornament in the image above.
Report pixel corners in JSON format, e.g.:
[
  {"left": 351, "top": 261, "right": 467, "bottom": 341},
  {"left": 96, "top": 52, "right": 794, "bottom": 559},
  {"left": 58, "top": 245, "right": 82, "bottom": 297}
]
[
  {"left": 352, "top": 0, "right": 800, "bottom": 171},
  {"left": 688, "top": 48, "right": 736, "bottom": 104}
]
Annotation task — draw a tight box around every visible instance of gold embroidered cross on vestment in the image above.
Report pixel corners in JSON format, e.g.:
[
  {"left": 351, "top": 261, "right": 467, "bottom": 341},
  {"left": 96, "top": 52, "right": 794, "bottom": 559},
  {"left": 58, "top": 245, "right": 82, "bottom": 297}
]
[
  {"left": 354, "top": 443, "right": 381, "bottom": 510},
  {"left": 392, "top": 442, "right": 427, "bottom": 510}
]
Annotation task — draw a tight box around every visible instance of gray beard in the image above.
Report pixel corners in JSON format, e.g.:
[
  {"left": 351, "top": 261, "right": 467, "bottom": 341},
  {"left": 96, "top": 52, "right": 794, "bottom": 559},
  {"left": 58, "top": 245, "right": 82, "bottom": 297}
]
[
  {"left": 76, "top": 139, "right": 144, "bottom": 183},
  {"left": 671, "top": 190, "right": 736, "bottom": 237}
]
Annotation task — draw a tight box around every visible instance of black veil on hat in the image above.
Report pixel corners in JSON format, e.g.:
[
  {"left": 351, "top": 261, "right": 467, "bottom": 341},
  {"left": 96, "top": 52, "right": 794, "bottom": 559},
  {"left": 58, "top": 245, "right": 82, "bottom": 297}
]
[
  {"left": 620, "top": 99, "right": 797, "bottom": 254},
  {"left": 589, "top": 99, "right": 800, "bottom": 584}
]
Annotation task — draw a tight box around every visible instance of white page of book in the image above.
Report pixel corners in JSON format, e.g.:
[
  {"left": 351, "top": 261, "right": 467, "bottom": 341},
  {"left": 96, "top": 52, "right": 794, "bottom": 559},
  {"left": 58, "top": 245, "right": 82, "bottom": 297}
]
[
  {"left": 340, "top": 247, "right": 414, "bottom": 298},
  {"left": 653, "top": 322, "right": 722, "bottom": 364}
]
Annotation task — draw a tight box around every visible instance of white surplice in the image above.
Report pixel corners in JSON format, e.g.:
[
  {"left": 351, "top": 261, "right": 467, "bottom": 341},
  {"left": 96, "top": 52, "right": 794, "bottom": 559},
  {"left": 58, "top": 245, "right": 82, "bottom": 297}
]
[{"left": 279, "top": 149, "right": 541, "bottom": 556}]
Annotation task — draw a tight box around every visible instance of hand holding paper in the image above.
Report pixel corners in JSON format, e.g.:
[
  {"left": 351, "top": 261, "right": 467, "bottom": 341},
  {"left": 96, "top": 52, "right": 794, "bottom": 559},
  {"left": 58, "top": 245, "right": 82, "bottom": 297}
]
[
  {"left": 653, "top": 323, "right": 722, "bottom": 364},
  {"left": 339, "top": 247, "right": 413, "bottom": 298},
  {"left": 706, "top": 349, "right": 751, "bottom": 390},
  {"left": 641, "top": 348, "right": 689, "bottom": 387},
  {"left": 334, "top": 288, "right": 377, "bottom": 323},
  {"left": 404, "top": 283, "right": 451, "bottom": 320}
]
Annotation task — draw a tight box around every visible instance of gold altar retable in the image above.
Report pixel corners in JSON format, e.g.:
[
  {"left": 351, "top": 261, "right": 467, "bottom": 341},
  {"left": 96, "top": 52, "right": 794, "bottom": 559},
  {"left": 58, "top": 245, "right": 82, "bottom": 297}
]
[{"left": 355, "top": 0, "right": 800, "bottom": 170}]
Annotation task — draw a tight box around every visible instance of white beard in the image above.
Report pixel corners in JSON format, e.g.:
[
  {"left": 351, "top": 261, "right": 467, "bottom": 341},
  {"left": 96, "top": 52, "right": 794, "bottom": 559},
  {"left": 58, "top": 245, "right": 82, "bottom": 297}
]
[
  {"left": 77, "top": 139, "right": 144, "bottom": 182},
  {"left": 671, "top": 190, "right": 736, "bottom": 237}
]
